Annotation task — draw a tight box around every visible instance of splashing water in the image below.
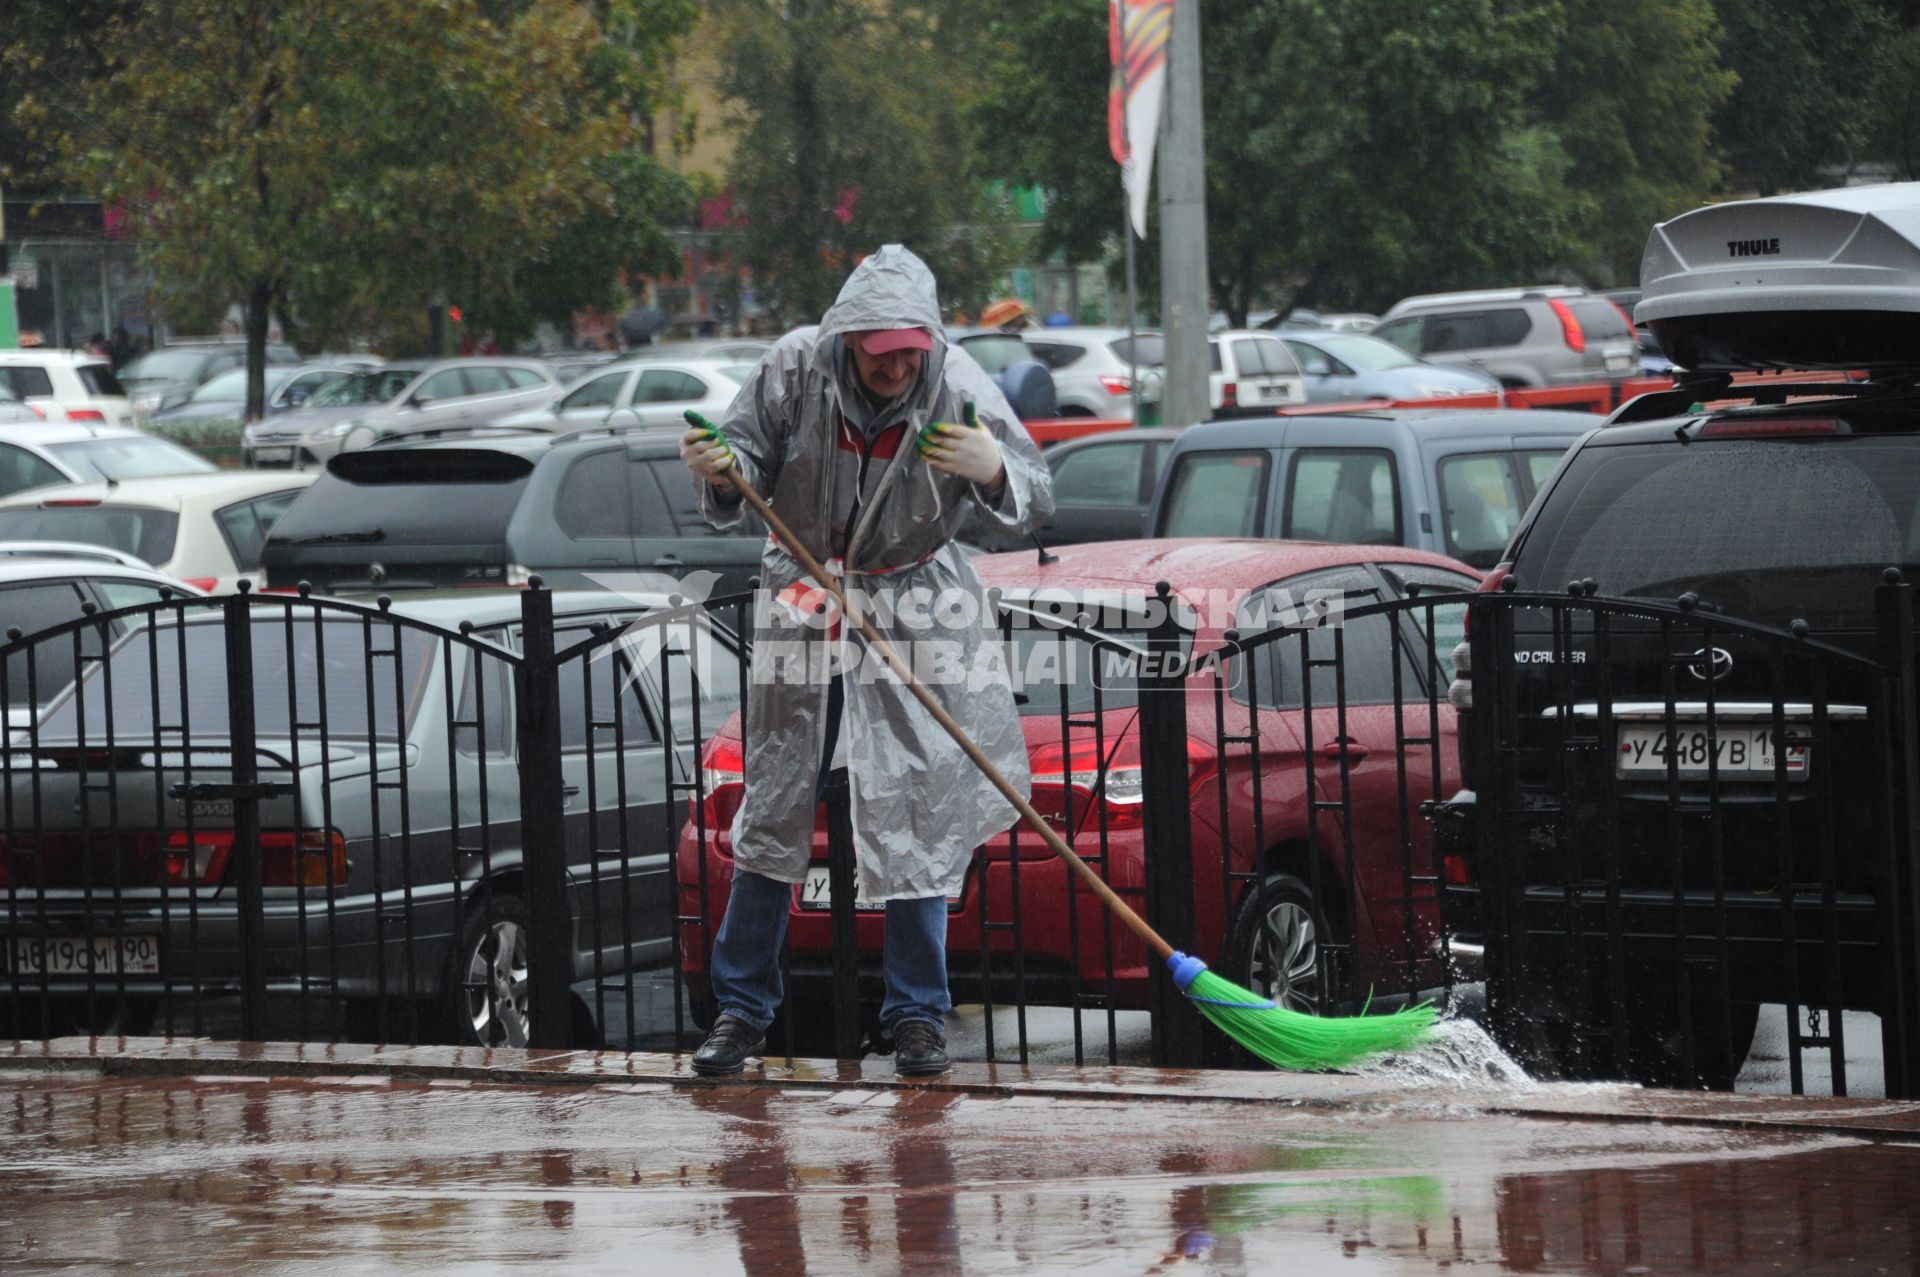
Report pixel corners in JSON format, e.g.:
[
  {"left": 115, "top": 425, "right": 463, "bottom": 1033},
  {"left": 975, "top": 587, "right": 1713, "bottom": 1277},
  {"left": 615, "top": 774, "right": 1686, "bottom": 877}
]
[{"left": 1352, "top": 1016, "right": 1539, "bottom": 1092}]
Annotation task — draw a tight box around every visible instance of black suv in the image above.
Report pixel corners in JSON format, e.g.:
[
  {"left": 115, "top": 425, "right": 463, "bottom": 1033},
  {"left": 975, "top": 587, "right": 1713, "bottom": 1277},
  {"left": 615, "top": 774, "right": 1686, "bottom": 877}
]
[
  {"left": 1442, "top": 182, "right": 1920, "bottom": 1089},
  {"left": 262, "top": 430, "right": 764, "bottom": 595}
]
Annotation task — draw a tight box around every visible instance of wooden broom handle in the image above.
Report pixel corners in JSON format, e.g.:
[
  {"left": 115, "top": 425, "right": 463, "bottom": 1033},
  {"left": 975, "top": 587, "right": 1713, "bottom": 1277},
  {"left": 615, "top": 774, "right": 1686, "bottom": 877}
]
[{"left": 714, "top": 464, "right": 1176, "bottom": 963}]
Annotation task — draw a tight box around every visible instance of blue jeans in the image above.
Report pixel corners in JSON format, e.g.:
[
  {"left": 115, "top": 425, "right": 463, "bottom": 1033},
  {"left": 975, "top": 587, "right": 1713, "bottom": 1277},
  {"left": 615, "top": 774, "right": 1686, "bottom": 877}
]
[{"left": 706, "top": 676, "right": 952, "bottom": 1035}]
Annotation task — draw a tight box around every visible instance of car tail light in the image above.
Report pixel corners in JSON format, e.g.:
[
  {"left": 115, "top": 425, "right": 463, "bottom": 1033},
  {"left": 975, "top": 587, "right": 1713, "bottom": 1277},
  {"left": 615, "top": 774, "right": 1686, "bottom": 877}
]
[
  {"left": 1699, "top": 417, "right": 1841, "bottom": 439},
  {"left": 1221, "top": 382, "right": 1239, "bottom": 411},
  {"left": 1443, "top": 852, "right": 1473, "bottom": 886},
  {"left": 695, "top": 733, "right": 747, "bottom": 840},
  {"left": 1548, "top": 298, "right": 1585, "bottom": 353},
  {"left": 42, "top": 497, "right": 102, "bottom": 508},
  {"left": 180, "top": 578, "right": 219, "bottom": 593},
  {"left": 1027, "top": 734, "right": 1216, "bottom": 838},
  {"left": 26, "top": 404, "right": 45, "bottom": 420},
  {"left": 1097, "top": 374, "right": 1134, "bottom": 395},
  {"left": 505, "top": 563, "right": 536, "bottom": 588},
  {"left": 163, "top": 830, "right": 234, "bottom": 886},
  {"left": 163, "top": 828, "right": 348, "bottom": 887},
  {"left": 1459, "top": 560, "right": 1510, "bottom": 644},
  {"left": 66, "top": 409, "right": 106, "bottom": 423}
]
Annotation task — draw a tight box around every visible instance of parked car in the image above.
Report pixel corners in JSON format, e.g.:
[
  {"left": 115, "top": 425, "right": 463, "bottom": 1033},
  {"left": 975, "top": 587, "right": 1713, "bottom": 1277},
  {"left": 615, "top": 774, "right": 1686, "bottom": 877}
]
[
  {"left": 0, "top": 350, "right": 135, "bottom": 427},
  {"left": 1149, "top": 407, "right": 1591, "bottom": 570},
  {"left": 0, "top": 587, "right": 742, "bottom": 1042},
  {"left": 0, "top": 422, "right": 216, "bottom": 501},
  {"left": 492, "top": 357, "right": 753, "bottom": 434},
  {"left": 119, "top": 341, "right": 300, "bottom": 418},
  {"left": 1443, "top": 181, "right": 1920, "bottom": 1087},
  {"left": 1207, "top": 330, "right": 1309, "bottom": 416},
  {"left": 261, "top": 431, "right": 765, "bottom": 595},
  {"left": 676, "top": 538, "right": 1477, "bottom": 1048},
  {"left": 543, "top": 352, "right": 622, "bottom": 386},
  {"left": 1372, "top": 287, "right": 1637, "bottom": 389},
  {"left": 241, "top": 359, "right": 558, "bottom": 468},
  {"left": 0, "top": 385, "right": 39, "bottom": 426},
  {"left": 149, "top": 364, "right": 357, "bottom": 425},
  {"left": 946, "top": 328, "right": 1059, "bottom": 420},
  {"left": 1280, "top": 331, "right": 1501, "bottom": 404},
  {"left": 642, "top": 339, "right": 772, "bottom": 365},
  {"left": 1019, "top": 327, "right": 1165, "bottom": 420},
  {"left": 0, "top": 552, "right": 207, "bottom": 711},
  {"left": 0, "top": 470, "right": 316, "bottom": 593},
  {"left": 1599, "top": 287, "right": 1676, "bottom": 376},
  {"left": 968, "top": 428, "right": 1181, "bottom": 552}
]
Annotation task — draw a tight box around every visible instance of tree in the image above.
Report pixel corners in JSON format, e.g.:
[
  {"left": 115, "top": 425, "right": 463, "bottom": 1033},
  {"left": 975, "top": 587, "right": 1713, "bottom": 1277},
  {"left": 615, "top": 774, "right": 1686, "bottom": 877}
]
[
  {"left": 977, "top": 0, "right": 1587, "bottom": 324},
  {"left": 1712, "top": 0, "right": 1898, "bottom": 196},
  {"left": 1535, "top": 0, "right": 1735, "bottom": 283},
  {"left": 706, "top": 0, "right": 1025, "bottom": 325},
  {"left": 14, "top": 0, "right": 692, "bottom": 417},
  {"left": 1864, "top": 23, "right": 1920, "bottom": 180}
]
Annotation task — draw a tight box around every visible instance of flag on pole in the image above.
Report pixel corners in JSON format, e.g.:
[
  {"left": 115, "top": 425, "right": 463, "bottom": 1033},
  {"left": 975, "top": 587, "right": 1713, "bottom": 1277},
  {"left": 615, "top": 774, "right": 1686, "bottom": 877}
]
[{"left": 1108, "top": 0, "right": 1172, "bottom": 239}]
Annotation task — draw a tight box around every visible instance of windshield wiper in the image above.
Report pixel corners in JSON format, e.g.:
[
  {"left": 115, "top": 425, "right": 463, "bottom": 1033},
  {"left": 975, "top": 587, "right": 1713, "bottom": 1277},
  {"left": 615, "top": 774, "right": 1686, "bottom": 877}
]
[{"left": 288, "top": 529, "right": 386, "bottom": 544}]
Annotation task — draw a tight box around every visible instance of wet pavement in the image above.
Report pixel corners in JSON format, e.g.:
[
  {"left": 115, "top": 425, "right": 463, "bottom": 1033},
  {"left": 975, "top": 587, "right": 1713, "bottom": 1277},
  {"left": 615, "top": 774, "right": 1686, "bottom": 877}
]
[{"left": 4, "top": 1031, "right": 1920, "bottom": 1274}]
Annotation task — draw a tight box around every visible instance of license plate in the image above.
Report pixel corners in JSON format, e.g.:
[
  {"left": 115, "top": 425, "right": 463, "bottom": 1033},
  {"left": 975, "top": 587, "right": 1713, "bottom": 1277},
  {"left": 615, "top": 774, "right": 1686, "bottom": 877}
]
[
  {"left": 9, "top": 935, "right": 160, "bottom": 975},
  {"left": 252, "top": 446, "right": 293, "bottom": 464},
  {"left": 1259, "top": 383, "right": 1284, "bottom": 400},
  {"left": 1617, "top": 724, "right": 1808, "bottom": 778},
  {"left": 800, "top": 866, "right": 886, "bottom": 911}
]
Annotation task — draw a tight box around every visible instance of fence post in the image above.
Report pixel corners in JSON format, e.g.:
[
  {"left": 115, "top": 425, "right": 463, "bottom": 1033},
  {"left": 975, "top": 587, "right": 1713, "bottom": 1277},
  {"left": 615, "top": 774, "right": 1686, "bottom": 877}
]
[
  {"left": 223, "top": 591, "right": 269, "bottom": 1040},
  {"left": 1874, "top": 574, "right": 1920, "bottom": 1099},
  {"left": 1139, "top": 581, "right": 1202, "bottom": 1068},
  {"left": 514, "top": 583, "right": 574, "bottom": 1049},
  {"left": 822, "top": 768, "right": 862, "bottom": 1060},
  {"left": 1466, "top": 586, "right": 1523, "bottom": 1057}
]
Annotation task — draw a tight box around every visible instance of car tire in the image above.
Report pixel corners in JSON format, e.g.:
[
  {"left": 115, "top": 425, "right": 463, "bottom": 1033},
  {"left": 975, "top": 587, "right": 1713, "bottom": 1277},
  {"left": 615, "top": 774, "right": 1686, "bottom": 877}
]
[
  {"left": 1223, "top": 873, "right": 1338, "bottom": 1015},
  {"left": 441, "top": 892, "right": 534, "bottom": 1048}
]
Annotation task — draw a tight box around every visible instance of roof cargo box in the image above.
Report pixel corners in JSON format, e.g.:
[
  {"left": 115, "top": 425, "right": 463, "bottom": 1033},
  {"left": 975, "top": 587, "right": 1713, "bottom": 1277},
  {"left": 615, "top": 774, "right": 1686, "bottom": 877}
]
[{"left": 1637, "top": 182, "right": 1920, "bottom": 373}]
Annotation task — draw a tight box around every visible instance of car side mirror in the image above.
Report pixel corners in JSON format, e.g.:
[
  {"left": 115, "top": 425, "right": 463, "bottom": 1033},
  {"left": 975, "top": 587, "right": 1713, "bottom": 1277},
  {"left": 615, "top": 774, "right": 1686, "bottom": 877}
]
[{"left": 409, "top": 393, "right": 433, "bottom": 409}]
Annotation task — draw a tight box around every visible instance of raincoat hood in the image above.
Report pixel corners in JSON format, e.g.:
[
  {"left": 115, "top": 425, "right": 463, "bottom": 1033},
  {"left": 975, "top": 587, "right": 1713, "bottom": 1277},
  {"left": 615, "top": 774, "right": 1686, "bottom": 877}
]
[{"left": 815, "top": 245, "right": 946, "bottom": 358}]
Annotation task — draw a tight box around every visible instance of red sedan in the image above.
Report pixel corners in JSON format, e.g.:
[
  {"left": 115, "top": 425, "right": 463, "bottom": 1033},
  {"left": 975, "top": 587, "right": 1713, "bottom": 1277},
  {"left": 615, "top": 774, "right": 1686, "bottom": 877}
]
[{"left": 675, "top": 539, "right": 1478, "bottom": 1047}]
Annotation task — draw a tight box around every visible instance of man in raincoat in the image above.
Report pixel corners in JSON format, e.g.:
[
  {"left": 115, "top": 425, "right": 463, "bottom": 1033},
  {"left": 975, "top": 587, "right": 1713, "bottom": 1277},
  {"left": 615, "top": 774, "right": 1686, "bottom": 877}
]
[{"left": 680, "top": 245, "right": 1054, "bottom": 1076}]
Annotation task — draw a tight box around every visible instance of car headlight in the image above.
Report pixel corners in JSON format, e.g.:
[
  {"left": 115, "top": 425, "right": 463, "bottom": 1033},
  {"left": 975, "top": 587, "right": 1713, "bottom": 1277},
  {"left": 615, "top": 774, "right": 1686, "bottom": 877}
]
[{"left": 311, "top": 419, "right": 359, "bottom": 442}]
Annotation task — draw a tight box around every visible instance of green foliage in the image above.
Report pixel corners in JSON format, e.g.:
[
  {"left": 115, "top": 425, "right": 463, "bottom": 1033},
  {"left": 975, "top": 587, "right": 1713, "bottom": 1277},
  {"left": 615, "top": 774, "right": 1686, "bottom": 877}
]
[
  {"left": 1865, "top": 23, "right": 1920, "bottom": 180},
  {"left": 708, "top": 0, "right": 1027, "bottom": 323}
]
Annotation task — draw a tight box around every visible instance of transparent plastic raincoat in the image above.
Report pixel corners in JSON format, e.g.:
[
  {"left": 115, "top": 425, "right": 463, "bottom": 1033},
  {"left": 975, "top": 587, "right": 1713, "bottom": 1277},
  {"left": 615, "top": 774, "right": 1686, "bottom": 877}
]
[{"left": 696, "top": 246, "right": 1054, "bottom": 900}]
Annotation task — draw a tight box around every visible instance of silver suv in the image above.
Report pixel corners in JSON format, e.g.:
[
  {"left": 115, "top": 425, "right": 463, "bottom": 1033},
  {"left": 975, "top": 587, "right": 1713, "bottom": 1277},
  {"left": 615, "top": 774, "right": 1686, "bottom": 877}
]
[{"left": 1372, "top": 286, "right": 1637, "bottom": 389}]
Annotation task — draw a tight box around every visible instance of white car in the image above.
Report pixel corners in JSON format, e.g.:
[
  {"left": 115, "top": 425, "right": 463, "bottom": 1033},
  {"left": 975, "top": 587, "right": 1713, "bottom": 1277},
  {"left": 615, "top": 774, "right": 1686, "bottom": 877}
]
[
  {"left": 0, "top": 470, "right": 316, "bottom": 594},
  {"left": 0, "top": 350, "right": 136, "bottom": 427},
  {"left": 1020, "top": 326, "right": 1165, "bottom": 421},
  {"left": 1208, "top": 330, "right": 1309, "bottom": 416},
  {"left": 0, "top": 552, "right": 207, "bottom": 713},
  {"left": 493, "top": 356, "right": 755, "bottom": 433},
  {"left": 0, "top": 422, "right": 216, "bottom": 501}
]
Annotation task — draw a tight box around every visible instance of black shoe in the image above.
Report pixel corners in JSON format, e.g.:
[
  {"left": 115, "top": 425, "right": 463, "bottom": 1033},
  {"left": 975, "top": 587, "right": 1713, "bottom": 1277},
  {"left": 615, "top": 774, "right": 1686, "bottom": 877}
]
[
  {"left": 692, "top": 1014, "right": 766, "bottom": 1076},
  {"left": 891, "top": 1018, "right": 950, "bottom": 1076}
]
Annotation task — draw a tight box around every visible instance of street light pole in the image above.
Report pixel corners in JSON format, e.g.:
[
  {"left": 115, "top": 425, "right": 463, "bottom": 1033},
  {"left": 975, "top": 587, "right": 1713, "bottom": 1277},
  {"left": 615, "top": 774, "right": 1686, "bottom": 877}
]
[{"left": 1157, "top": 0, "right": 1210, "bottom": 429}]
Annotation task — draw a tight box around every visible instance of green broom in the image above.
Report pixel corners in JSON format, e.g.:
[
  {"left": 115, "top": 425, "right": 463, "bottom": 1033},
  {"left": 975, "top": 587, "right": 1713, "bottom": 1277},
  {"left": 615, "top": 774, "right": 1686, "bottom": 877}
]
[{"left": 686, "top": 410, "right": 1436, "bottom": 1071}]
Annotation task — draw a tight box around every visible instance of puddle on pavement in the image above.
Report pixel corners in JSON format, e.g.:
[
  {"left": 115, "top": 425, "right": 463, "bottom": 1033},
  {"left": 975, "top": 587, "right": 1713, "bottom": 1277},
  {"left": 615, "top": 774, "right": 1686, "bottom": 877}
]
[{"left": 2, "top": 1071, "right": 1914, "bottom": 1275}]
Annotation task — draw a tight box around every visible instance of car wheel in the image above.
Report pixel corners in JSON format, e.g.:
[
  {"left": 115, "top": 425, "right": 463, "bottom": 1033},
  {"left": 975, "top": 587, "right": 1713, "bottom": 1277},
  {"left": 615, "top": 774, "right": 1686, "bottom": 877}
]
[
  {"left": 1224, "top": 873, "right": 1334, "bottom": 1015},
  {"left": 446, "top": 893, "right": 533, "bottom": 1048}
]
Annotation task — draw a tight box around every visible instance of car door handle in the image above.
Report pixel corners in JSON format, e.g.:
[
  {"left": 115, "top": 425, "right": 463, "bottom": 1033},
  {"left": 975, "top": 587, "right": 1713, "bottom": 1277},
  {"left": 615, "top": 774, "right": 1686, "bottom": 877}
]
[{"left": 1321, "top": 738, "right": 1371, "bottom": 764}]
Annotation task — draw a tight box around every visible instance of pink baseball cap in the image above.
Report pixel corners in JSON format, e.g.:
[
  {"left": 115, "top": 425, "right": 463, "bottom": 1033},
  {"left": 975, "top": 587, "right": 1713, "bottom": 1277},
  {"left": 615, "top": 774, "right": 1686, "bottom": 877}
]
[{"left": 857, "top": 327, "right": 933, "bottom": 355}]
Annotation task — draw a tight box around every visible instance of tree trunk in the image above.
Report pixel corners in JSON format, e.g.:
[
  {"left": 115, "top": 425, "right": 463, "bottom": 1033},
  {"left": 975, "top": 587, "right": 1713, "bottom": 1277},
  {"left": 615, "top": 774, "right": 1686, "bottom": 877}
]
[{"left": 244, "top": 280, "right": 272, "bottom": 424}]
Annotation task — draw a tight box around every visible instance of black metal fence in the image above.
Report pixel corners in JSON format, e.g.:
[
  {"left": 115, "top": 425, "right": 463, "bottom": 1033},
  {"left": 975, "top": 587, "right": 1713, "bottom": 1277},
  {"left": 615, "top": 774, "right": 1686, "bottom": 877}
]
[{"left": 4, "top": 576, "right": 1918, "bottom": 1097}]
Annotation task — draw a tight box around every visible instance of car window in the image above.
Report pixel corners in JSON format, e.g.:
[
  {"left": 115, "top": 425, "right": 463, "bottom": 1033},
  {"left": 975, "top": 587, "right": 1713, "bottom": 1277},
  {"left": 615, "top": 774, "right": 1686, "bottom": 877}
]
[
  {"left": 0, "top": 582, "right": 91, "bottom": 706},
  {"left": 122, "top": 351, "right": 207, "bottom": 381},
  {"left": 554, "top": 626, "right": 659, "bottom": 751},
  {"left": 419, "top": 369, "right": 467, "bottom": 401},
  {"left": 1111, "top": 335, "right": 1164, "bottom": 366},
  {"left": 1285, "top": 341, "right": 1339, "bottom": 377},
  {"left": 77, "top": 364, "right": 125, "bottom": 397},
  {"left": 557, "top": 450, "right": 630, "bottom": 541},
  {"left": 463, "top": 366, "right": 513, "bottom": 396},
  {"left": 1205, "top": 341, "right": 1223, "bottom": 373},
  {"left": 1372, "top": 318, "right": 1422, "bottom": 357},
  {"left": 1379, "top": 564, "right": 1478, "bottom": 686},
  {"left": 47, "top": 437, "right": 216, "bottom": 482},
  {"left": 1315, "top": 335, "right": 1419, "bottom": 371},
  {"left": 1231, "top": 339, "right": 1266, "bottom": 377},
  {"left": 1024, "top": 342, "right": 1084, "bottom": 370},
  {"left": 1438, "top": 453, "right": 1524, "bottom": 568},
  {"left": 456, "top": 648, "right": 512, "bottom": 757},
  {"left": 1251, "top": 337, "right": 1300, "bottom": 377},
  {"left": 1159, "top": 450, "right": 1268, "bottom": 537},
  {"left": 1523, "top": 449, "right": 1564, "bottom": 491},
  {"left": 191, "top": 369, "right": 250, "bottom": 401},
  {"left": 642, "top": 457, "right": 732, "bottom": 537},
  {"left": 1567, "top": 299, "right": 1633, "bottom": 341},
  {"left": 503, "top": 367, "right": 547, "bottom": 389},
  {"left": 651, "top": 619, "right": 745, "bottom": 743},
  {"left": 1237, "top": 569, "right": 1399, "bottom": 708},
  {"left": 215, "top": 490, "right": 304, "bottom": 568},
  {"left": 283, "top": 371, "right": 337, "bottom": 405},
  {"left": 0, "top": 443, "right": 70, "bottom": 497},
  {"left": 93, "top": 579, "right": 180, "bottom": 611},
  {"left": 634, "top": 370, "right": 707, "bottom": 404},
  {"left": 1424, "top": 309, "right": 1529, "bottom": 353},
  {"left": 628, "top": 461, "right": 679, "bottom": 537},
  {"left": 562, "top": 372, "right": 628, "bottom": 411},
  {"left": 0, "top": 366, "right": 55, "bottom": 398},
  {"left": 1285, "top": 449, "right": 1400, "bottom": 545},
  {"left": 958, "top": 335, "right": 1031, "bottom": 375},
  {"left": 1050, "top": 442, "right": 1145, "bottom": 507},
  {"left": 0, "top": 507, "right": 180, "bottom": 565}
]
